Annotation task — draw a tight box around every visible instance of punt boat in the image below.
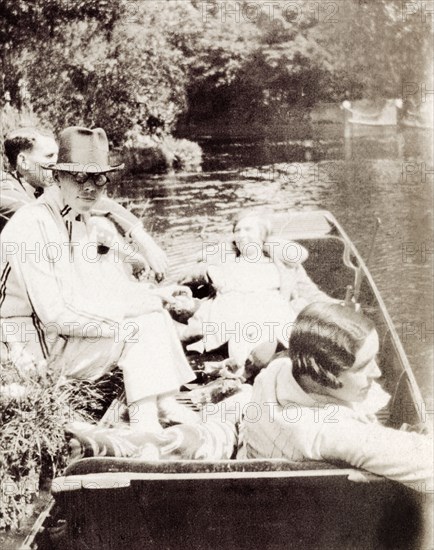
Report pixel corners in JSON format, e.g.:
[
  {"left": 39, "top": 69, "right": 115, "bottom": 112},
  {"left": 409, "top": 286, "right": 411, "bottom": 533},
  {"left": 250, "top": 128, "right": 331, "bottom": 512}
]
[{"left": 23, "top": 210, "right": 430, "bottom": 550}]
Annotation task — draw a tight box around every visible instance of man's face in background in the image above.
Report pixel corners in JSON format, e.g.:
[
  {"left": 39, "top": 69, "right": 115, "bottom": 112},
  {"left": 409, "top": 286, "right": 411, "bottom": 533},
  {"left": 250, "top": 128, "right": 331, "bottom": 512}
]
[{"left": 17, "top": 135, "right": 58, "bottom": 188}]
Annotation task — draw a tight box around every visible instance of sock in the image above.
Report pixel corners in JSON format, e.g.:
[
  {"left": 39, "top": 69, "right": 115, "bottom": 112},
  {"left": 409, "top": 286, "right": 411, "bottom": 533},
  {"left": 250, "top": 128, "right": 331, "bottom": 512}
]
[{"left": 129, "top": 395, "right": 163, "bottom": 433}]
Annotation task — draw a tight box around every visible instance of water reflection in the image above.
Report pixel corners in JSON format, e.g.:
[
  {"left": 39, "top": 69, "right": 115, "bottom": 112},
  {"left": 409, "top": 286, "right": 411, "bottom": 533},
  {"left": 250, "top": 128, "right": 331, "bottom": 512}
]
[{"left": 112, "top": 128, "right": 433, "bottom": 400}]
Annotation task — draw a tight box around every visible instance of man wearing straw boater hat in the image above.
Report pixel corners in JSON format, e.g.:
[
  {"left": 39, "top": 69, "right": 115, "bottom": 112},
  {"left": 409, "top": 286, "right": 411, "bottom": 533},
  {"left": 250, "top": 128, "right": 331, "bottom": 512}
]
[{"left": 0, "top": 126, "right": 198, "bottom": 432}]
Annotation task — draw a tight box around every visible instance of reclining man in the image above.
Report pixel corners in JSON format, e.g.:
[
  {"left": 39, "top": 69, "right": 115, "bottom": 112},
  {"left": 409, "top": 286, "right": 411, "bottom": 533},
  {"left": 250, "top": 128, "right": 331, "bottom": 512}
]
[
  {"left": 0, "top": 126, "right": 198, "bottom": 432},
  {"left": 0, "top": 126, "right": 167, "bottom": 277}
]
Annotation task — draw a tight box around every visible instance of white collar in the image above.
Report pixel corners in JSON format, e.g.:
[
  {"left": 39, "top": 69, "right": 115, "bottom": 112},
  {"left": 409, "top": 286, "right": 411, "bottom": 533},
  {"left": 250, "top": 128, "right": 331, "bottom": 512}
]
[{"left": 269, "top": 357, "right": 390, "bottom": 418}]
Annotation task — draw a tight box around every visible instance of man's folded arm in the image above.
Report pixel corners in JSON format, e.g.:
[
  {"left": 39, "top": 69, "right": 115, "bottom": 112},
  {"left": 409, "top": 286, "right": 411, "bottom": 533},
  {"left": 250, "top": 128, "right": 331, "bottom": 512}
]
[{"left": 93, "top": 197, "right": 168, "bottom": 276}]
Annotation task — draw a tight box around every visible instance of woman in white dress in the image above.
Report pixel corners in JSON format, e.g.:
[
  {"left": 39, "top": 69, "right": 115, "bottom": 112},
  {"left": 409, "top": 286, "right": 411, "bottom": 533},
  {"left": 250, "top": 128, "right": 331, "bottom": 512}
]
[{"left": 178, "top": 210, "right": 328, "bottom": 371}]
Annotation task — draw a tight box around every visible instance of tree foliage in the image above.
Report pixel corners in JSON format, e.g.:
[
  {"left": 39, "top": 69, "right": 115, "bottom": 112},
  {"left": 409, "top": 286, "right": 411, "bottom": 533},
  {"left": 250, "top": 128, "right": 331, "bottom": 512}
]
[
  {"left": 184, "top": 0, "right": 432, "bottom": 125},
  {"left": 1, "top": 0, "right": 197, "bottom": 144},
  {"left": 0, "top": 0, "right": 431, "bottom": 142}
]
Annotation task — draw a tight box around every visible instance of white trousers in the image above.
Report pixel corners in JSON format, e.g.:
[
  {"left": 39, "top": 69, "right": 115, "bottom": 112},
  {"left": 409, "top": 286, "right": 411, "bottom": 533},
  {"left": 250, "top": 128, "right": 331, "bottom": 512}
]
[{"left": 5, "top": 310, "right": 195, "bottom": 404}]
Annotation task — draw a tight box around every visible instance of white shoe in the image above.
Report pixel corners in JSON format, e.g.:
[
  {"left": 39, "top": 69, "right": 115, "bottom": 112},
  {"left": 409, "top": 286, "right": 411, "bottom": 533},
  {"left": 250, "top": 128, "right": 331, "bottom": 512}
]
[{"left": 186, "top": 340, "right": 205, "bottom": 353}]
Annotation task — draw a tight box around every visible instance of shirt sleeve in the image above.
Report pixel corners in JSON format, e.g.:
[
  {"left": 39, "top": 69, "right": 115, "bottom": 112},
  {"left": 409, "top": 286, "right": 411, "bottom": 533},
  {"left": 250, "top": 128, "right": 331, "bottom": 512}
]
[
  {"left": 317, "top": 419, "right": 433, "bottom": 492},
  {"left": 92, "top": 196, "right": 142, "bottom": 238},
  {"left": 264, "top": 238, "right": 309, "bottom": 265}
]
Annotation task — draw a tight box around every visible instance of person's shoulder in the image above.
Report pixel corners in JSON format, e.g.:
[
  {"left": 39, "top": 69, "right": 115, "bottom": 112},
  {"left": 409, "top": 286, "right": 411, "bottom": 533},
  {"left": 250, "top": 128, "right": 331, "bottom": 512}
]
[
  {"left": 13, "top": 198, "right": 49, "bottom": 218},
  {"left": 267, "top": 356, "right": 292, "bottom": 371},
  {"left": 2, "top": 200, "right": 52, "bottom": 236},
  {"left": 264, "top": 236, "right": 309, "bottom": 266},
  {"left": 0, "top": 171, "right": 21, "bottom": 191},
  {"left": 254, "top": 356, "right": 292, "bottom": 388}
]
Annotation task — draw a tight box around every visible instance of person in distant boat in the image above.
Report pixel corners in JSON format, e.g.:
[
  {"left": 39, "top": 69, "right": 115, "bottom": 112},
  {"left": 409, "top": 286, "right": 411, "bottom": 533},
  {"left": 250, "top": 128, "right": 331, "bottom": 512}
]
[
  {"left": 177, "top": 210, "right": 334, "bottom": 373},
  {"left": 242, "top": 302, "right": 433, "bottom": 491},
  {"left": 0, "top": 126, "right": 168, "bottom": 279},
  {"left": 0, "top": 126, "right": 198, "bottom": 432}
]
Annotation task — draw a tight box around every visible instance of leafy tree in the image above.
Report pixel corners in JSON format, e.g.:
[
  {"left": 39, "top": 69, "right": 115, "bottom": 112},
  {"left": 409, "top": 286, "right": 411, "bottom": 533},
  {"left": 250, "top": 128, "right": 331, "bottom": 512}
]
[
  {"left": 184, "top": 0, "right": 432, "bottom": 125},
  {"left": 321, "top": 0, "right": 433, "bottom": 102},
  {"left": 1, "top": 0, "right": 202, "bottom": 144},
  {"left": 1, "top": 0, "right": 432, "bottom": 142}
]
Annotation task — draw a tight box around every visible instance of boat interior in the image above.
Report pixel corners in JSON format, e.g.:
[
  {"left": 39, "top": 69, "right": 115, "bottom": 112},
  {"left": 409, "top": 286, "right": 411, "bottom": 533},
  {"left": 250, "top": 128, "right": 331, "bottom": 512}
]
[
  {"left": 24, "top": 211, "right": 429, "bottom": 550},
  {"left": 59, "top": 210, "right": 424, "bottom": 471}
]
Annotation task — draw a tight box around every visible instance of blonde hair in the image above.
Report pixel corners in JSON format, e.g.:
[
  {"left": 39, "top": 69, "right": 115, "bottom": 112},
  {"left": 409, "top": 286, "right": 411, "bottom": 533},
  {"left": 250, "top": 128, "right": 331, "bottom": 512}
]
[{"left": 231, "top": 209, "right": 273, "bottom": 253}]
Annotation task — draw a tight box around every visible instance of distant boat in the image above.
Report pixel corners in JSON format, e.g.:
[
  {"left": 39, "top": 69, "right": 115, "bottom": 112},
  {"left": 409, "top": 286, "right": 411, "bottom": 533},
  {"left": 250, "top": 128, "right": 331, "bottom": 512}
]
[
  {"left": 342, "top": 98, "right": 401, "bottom": 126},
  {"left": 342, "top": 98, "right": 433, "bottom": 130}
]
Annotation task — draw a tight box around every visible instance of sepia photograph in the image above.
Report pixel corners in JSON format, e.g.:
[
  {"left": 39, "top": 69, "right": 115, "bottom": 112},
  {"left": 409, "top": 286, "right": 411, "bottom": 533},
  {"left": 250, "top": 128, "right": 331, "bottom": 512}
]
[{"left": 0, "top": 1, "right": 433, "bottom": 548}]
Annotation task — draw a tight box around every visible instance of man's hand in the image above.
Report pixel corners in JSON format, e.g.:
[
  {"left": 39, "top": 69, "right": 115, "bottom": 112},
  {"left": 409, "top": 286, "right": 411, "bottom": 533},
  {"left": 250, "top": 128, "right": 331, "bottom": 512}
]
[
  {"left": 131, "top": 227, "right": 168, "bottom": 281},
  {"left": 400, "top": 422, "right": 431, "bottom": 436},
  {"left": 153, "top": 285, "right": 192, "bottom": 306}
]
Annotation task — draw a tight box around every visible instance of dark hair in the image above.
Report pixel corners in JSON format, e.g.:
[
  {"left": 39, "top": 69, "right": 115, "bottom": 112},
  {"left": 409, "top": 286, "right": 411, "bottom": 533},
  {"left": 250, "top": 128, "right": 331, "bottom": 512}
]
[
  {"left": 4, "top": 127, "right": 54, "bottom": 169},
  {"left": 289, "top": 302, "right": 375, "bottom": 389}
]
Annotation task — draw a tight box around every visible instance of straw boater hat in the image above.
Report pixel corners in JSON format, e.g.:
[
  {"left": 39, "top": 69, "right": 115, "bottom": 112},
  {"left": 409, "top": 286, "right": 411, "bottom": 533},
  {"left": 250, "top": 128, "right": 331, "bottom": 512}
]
[{"left": 44, "top": 126, "right": 124, "bottom": 173}]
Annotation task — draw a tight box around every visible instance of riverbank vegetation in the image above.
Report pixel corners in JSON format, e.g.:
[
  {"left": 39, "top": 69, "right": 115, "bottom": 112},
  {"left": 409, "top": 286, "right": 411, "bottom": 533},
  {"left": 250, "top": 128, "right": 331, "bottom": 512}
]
[
  {"left": 1, "top": 0, "right": 431, "bottom": 146},
  {"left": 0, "top": 361, "right": 121, "bottom": 531}
]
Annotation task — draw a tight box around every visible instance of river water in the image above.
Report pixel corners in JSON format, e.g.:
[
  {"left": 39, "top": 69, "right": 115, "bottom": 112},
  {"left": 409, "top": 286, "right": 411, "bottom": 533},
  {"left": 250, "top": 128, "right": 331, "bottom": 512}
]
[{"left": 113, "top": 126, "right": 433, "bottom": 403}]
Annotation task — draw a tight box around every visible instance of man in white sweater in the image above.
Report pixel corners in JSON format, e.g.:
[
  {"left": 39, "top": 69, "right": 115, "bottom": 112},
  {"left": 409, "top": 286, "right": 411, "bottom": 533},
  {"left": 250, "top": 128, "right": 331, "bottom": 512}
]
[
  {"left": 1, "top": 126, "right": 197, "bottom": 432},
  {"left": 1, "top": 126, "right": 167, "bottom": 274}
]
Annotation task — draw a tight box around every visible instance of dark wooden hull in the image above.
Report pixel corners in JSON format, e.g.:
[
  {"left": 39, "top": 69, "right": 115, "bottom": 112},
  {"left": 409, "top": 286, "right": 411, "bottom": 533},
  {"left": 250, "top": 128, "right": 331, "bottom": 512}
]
[
  {"left": 40, "top": 459, "right": 427, "bottom": 550},
  {"left": 24, "top": 210, "right": 429, "bottom": 550}
]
